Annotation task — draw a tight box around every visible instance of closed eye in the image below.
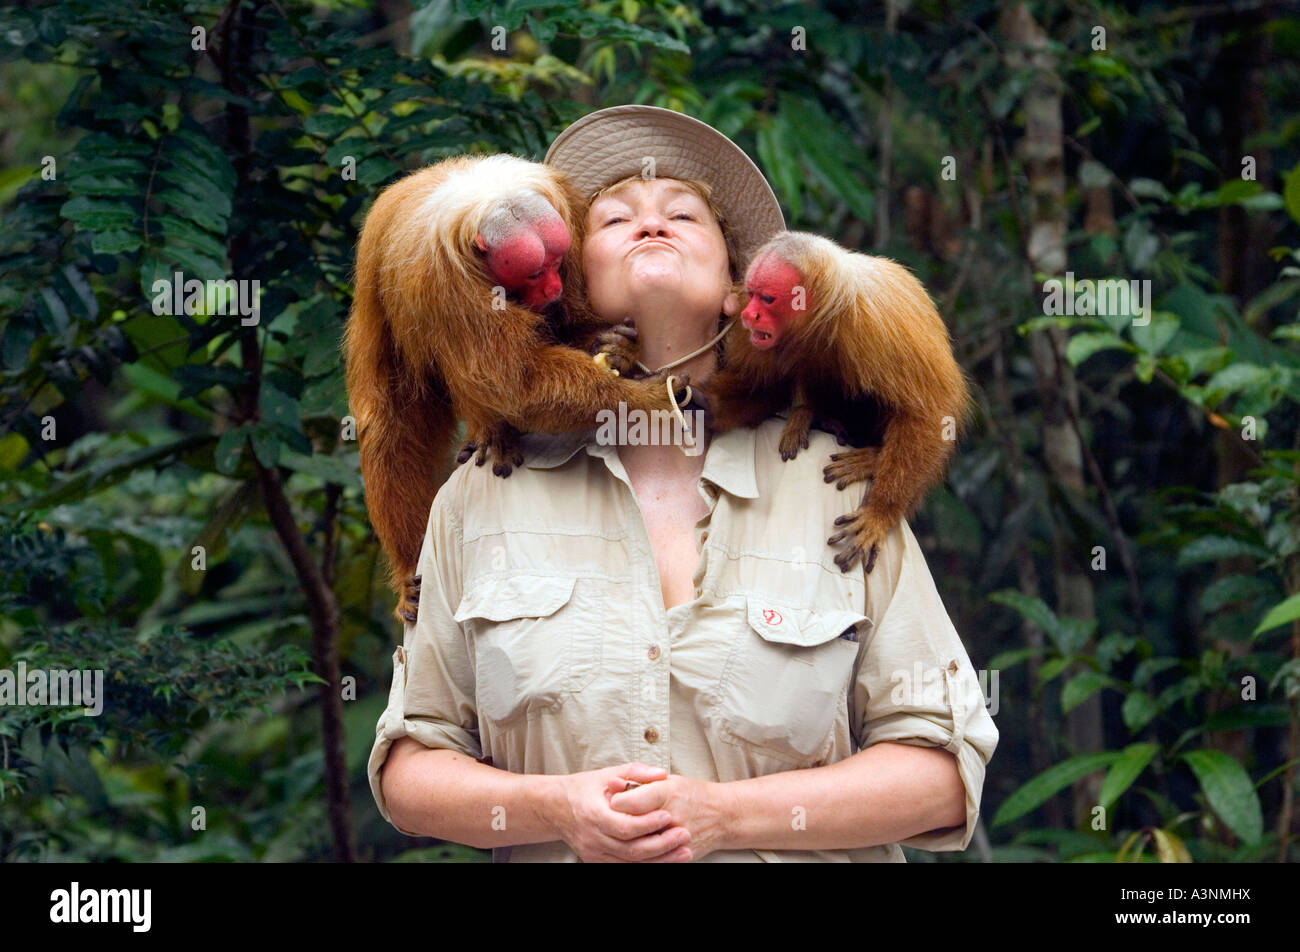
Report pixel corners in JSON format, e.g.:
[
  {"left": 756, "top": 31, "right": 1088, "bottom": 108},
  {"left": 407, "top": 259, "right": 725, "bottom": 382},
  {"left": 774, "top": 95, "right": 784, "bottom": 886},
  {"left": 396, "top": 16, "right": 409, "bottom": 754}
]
[
  {"left": 761, "top": 294, "right": 775, "bottom": 304},
  {"left": 602, "top": 216, "right": 626, "bottom": 227}
]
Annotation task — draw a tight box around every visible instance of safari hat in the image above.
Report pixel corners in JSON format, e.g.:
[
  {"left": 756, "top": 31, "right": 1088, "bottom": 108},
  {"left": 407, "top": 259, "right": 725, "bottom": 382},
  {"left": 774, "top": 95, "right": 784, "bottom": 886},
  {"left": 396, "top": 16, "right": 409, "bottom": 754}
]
[{"left": 544, "top": 104, "right": 786, "bottom": 271}]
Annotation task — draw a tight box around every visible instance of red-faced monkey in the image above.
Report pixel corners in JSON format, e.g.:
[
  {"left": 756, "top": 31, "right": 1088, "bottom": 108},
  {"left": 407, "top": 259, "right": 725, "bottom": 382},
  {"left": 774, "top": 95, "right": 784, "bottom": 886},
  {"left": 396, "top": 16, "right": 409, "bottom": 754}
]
[
  {"left": 702, "top": 231, "right": 971, "bottom": 573},
  {"left": 344, "top": 154, "right": 680, "bottom": 622}
]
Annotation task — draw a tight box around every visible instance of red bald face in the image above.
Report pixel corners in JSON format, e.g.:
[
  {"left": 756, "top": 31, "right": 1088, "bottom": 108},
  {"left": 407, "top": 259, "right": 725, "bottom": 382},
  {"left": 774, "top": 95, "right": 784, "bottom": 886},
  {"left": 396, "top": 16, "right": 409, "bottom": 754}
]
[
  {"left": 475, "top": 206, "right": 571, "bottom": 310},
  {"left": 741, "top": 250, "right": 809, "bottom": 350}
]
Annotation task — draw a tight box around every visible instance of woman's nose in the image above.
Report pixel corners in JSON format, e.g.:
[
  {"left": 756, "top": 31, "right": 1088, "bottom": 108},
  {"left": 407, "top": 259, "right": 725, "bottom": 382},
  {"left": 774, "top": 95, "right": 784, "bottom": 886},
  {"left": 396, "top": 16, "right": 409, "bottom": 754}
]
[{"left": 633, "top": 211, "right": 669, "bottom": 238}]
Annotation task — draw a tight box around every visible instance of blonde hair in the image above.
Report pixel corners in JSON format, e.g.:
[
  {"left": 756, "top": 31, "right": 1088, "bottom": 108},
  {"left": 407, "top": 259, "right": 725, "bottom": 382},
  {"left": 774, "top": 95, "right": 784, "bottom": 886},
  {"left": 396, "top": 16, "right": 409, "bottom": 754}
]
[{"left": 587, "top": 174, "right": 743, "bottom": 284}]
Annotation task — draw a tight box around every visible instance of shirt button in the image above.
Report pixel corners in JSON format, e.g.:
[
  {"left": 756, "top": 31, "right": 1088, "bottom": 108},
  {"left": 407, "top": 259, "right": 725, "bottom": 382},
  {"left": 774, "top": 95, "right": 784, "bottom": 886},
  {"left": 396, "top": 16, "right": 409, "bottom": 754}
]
[
  {"left": 647, "top": 645, "right": 661, "bottom": 661},
  {"left": 644, "top": 727, "right": 660, "bottom": 744}
]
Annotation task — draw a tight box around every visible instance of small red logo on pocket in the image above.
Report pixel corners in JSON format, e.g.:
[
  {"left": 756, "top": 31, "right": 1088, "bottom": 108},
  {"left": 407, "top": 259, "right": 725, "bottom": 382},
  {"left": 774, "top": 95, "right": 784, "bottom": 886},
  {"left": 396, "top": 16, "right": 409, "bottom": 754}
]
[{"left": 762, "top": 609, "right": 783, "bottom": 626}]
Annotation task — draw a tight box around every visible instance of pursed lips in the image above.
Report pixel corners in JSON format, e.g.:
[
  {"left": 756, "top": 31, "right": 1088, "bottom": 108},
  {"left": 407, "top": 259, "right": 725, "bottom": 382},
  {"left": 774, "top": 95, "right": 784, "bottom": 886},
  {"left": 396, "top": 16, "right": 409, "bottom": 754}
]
[{"left": 629, "top": 239, "right": 676, "bottom": 254}]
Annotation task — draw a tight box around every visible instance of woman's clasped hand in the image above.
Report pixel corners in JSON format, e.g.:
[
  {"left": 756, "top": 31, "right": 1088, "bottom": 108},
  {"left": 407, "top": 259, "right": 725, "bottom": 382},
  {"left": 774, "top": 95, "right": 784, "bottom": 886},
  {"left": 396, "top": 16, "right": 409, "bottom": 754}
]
[{"left": 555, "top": 762, "right": 731, "bottom": 862}]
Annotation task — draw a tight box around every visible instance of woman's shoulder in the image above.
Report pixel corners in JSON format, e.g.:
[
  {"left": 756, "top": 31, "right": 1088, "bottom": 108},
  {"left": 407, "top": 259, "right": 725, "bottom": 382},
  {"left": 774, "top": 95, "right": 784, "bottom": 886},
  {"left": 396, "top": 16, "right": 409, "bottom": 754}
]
[{"left": 430, "top": 430, "right": 595, "bottom": 514}]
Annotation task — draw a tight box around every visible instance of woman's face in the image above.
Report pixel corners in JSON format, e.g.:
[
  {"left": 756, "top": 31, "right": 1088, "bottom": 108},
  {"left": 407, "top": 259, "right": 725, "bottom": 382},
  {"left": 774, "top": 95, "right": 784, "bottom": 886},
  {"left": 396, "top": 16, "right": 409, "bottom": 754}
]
[{"left": 582, "top": 177, "right": 734, "bottom": 323}]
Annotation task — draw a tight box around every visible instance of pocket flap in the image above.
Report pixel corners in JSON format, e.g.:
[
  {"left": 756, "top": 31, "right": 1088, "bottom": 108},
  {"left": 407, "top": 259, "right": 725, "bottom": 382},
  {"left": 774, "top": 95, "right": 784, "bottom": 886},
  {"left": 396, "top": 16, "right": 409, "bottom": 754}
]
[
  {"left": 454, "top": 574, "right": 577, "bottom": 624},
  {"left": 746, "top": 600, "right": 868, "bottom": 647}
]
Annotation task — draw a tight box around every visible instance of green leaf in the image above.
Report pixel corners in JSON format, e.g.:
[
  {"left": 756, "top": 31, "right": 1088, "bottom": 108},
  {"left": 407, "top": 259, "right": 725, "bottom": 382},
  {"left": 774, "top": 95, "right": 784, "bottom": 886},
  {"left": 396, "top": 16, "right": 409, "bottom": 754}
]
[
  {"left": 1176, "top": 535, "right": 1270, "bottom": 568},
  {"left": 1099, "top": 742, "right": 1158, "bottom": 810},
  {"left": 1062, "top": 670, "right": 1115, "bottom": 713},
  {"left": 986, "top": 647, "right": 1041, "bottom": 670},
  {"left": 1200, "top": 574, "right": 1275, "bottom": 613},
  {"left": 1181, "top": 750, "right": 1263, "bottom": 845},
  {"left": 60, "top": 196, "right": 137, "bottom": 230},
  {"left": 9, "top": 434, "right": 210, "bottom": 510},
  {"left": 1121, "top": 690, "right": 1160, "bottom": 732},
  {"left": 1039, "top": 656, "right": 1072, "bottom": 684},
  {"left": 1284, "top": 160, "right": 1300, "bottom": 226},
  {"left": 1066, "top": 331, "right": 1131, "bottom": 366},
  {"left": 215, "top": 426, "right": 249, "bottom": 476},
  {"left": 992, "top": 752, "right": 1119, "bottom": 827},
  {"left": 1253, "top": 591, "right": 1300, "bottom": 637},
  {"left": 1150, "top": 828, "right": 1192, "bottom": 863}
]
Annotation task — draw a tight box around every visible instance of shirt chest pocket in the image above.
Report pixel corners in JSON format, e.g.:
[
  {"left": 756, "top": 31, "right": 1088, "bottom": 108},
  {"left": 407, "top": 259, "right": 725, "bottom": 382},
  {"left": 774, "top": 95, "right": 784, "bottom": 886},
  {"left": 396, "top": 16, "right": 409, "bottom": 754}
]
[
  {"left": 454, "top": 574, "right": 604, "bottom": 726},
  {"left": 712, "top": 600, "right": 867, "bottom": 766}
]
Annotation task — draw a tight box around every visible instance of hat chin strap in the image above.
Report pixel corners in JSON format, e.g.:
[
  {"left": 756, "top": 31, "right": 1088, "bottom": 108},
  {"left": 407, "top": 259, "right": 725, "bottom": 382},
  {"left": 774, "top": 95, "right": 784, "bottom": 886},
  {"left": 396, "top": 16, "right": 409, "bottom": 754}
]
[{"left": 634, "top": 318, "right": 736, "bottom": 375}]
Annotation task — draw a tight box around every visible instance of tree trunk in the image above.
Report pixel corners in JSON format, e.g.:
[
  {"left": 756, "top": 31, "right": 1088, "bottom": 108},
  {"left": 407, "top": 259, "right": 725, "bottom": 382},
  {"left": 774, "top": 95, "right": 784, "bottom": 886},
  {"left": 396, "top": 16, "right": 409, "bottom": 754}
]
[
  {"left": 219, "top": 0, "right": 356, "bottom": 863},
  {"left": 1001, "top": 1, "right": 1103, "bottom": 825}
]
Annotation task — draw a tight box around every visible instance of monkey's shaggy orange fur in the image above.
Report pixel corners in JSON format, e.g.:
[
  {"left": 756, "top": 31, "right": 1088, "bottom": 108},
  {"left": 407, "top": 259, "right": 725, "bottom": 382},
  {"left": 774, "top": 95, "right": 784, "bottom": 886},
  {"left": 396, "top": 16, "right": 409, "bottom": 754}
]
[
  {"left": 705, "top": 231, "right": 972, "bottom": 573},
  {"left": 343, "top": 155, "right": 676, "bottom": 622}
]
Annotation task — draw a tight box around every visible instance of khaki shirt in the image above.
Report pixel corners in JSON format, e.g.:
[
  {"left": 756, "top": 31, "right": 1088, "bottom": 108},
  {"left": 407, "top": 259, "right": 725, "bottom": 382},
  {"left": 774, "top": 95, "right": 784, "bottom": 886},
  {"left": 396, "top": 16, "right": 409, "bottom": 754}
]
[{"left": 368, "top": 416, "right": 998, "bottom": 862}]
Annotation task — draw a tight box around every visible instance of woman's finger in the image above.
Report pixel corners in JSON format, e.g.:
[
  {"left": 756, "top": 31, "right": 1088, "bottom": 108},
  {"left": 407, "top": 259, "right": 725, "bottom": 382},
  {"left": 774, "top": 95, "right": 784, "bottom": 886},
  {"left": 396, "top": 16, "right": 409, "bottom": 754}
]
[
  {"left": 605, "top": 825, "right": 692, "bottom": 862},
  {"left": 606, "top": 762, "right": 667, "bottom": 792},
  {"left": 609, "top": 781, "right": 669, "bottom": 815},
  {"left": 592, "top": 798, "right": 674, "bottom": 841}
]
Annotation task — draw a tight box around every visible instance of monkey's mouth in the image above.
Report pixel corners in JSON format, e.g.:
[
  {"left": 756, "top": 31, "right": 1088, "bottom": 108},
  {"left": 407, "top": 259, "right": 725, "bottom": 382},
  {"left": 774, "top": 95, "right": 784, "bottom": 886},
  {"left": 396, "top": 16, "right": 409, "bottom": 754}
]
[{"left": 741, "top": 319, "right": 777, "bottom": 348}]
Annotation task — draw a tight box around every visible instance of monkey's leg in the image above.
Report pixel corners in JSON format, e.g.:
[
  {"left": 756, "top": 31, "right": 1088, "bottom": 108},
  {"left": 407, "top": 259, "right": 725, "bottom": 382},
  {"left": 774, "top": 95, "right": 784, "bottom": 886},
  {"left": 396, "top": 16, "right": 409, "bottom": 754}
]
[
  {"left": 699, "top": 368, "right": 792, "bottom": 435},
  {"left": 778, "top": 382, "right": 818, "bottom": 461},
  {"left": 826, "top": 413, "right": 948, "bottom": 574},
  {"left": 400, "top": 574, "right": 421, "bottom": 625},
  {"left": 485, "top": 422, "right": 525, "bottom": 477}
]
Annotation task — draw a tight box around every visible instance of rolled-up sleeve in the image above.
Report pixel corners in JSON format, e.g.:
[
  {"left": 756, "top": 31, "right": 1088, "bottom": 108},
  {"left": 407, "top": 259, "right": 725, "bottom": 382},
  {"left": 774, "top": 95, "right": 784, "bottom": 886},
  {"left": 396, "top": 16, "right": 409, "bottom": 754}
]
[
  {"left": 850, "top": 519, "right": 999, "bottom": 852},
  {"left": 367, "top": 494, "right": 482, "bottom": 833}
]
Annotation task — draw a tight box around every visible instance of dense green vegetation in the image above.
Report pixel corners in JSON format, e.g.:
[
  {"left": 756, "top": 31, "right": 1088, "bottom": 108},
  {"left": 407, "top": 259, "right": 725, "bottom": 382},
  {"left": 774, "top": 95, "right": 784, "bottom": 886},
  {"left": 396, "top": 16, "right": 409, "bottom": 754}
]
[{"left": 1, "top": 0, "right": 1298, "bottom": 862}]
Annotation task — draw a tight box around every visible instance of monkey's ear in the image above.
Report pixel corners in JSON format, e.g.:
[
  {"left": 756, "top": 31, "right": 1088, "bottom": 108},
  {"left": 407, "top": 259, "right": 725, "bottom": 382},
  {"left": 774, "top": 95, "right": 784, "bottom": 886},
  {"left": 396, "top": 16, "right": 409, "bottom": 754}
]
[{"left": 473, "top": 233, "right": 488, "bottom": 253}]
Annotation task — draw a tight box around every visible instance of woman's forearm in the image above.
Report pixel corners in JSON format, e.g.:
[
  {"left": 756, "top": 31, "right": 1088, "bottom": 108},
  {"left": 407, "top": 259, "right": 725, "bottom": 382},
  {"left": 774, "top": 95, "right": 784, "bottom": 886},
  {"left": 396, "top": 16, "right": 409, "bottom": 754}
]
[
  {"left": 381, "top": 737, "right": 566, "bottom": 849},
  {"left": 714, "top": 742, "right": 967, "bottom": 852}
]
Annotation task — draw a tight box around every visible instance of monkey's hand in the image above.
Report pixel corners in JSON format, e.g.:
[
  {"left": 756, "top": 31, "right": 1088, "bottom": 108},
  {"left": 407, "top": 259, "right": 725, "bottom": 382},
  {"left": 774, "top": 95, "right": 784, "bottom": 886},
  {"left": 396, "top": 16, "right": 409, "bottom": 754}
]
[
  {"left": 591, "top": 322, "right": 639, "bottom": 377},
  {"left": 827, "top": 506, "right": 888, "bottom": 575},
  {"left": 778, "top": 405, "right": 814, "bottom": 461},
  {"left": 396, "top": 574, "right": 421, "bottom": 625},
  {"left": 822, "top": 446, "right": 881, "bottom": 490}
]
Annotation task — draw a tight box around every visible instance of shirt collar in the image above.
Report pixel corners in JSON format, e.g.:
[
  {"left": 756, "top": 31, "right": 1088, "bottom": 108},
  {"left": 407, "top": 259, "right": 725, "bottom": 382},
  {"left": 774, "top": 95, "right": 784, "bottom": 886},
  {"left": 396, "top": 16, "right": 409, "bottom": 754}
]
[{"left": 523, "top": 425, "right": 760, "bottom": 499}]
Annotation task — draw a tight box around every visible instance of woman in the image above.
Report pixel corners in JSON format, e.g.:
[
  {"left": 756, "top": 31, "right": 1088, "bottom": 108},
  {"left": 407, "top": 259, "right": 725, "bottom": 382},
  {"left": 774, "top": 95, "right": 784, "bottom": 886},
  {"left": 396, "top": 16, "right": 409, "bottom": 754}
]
[{"left": 367, "top": 105, "right": 998, "bottom": 862}]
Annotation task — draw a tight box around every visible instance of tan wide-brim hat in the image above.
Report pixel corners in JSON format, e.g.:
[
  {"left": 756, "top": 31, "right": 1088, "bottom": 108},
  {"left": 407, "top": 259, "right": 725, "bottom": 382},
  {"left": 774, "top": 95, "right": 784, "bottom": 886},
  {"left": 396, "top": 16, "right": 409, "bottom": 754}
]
[{"left": 544, "top": 104, "right": 786, "bottom": 270}]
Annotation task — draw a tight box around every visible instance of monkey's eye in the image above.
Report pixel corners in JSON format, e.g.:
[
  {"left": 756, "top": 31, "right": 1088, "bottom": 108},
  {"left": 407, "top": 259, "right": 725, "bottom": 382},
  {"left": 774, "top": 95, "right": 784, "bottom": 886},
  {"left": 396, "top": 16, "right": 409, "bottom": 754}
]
[
  {"left": 760, "top": 294, "right": 775, "bottom": 305},
  {"left": 528, "top": 270, "right": 543, "bottom": 280}
]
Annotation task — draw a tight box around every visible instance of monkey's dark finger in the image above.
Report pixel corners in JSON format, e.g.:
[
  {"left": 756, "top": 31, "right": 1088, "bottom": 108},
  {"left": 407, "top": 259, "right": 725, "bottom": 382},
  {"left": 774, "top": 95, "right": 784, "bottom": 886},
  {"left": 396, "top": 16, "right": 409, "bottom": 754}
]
[
  {"left": 492, "top": 461, "right": 513, "bottom": 478},
  {"left": 863, "top": 544, "right": 879, "bottom": 574},
  {"left": 399, "top": 606, "right": 416, "bottom": 624},
  {"left": 832, "top": 513, "right": 855, "bottom": 527},
  {"left": 456, "top": 441, "right": 478, "bottom": 464},
  {"left": 612, "top": 323, "right": 638, "bottom": 341}
]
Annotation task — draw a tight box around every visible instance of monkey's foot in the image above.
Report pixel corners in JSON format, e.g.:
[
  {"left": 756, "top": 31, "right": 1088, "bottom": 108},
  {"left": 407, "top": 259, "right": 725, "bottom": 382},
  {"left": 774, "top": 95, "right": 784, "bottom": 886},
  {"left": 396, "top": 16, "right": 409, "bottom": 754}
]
[
  {"left": 395, "top": 573, "right": 422, "bottom": 625},
  {"left": 779, "top": 405, "right": 814, "bottom": 461},
  {"left": 592, "top": 322, "right": 639, "bottom": 377},
  {"left": 827, "top": 510, "right": 889, "bottom": 574},
  {"left": 823, "top": 446, "right": 882, "bottom": 490}
]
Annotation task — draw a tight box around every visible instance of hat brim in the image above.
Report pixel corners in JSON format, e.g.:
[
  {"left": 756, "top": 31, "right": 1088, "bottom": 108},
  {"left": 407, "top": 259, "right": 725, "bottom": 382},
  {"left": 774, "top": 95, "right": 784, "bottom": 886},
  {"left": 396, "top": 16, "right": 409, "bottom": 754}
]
[{"left": 544, "top": 105, "right": 786, "bottom": 271}]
